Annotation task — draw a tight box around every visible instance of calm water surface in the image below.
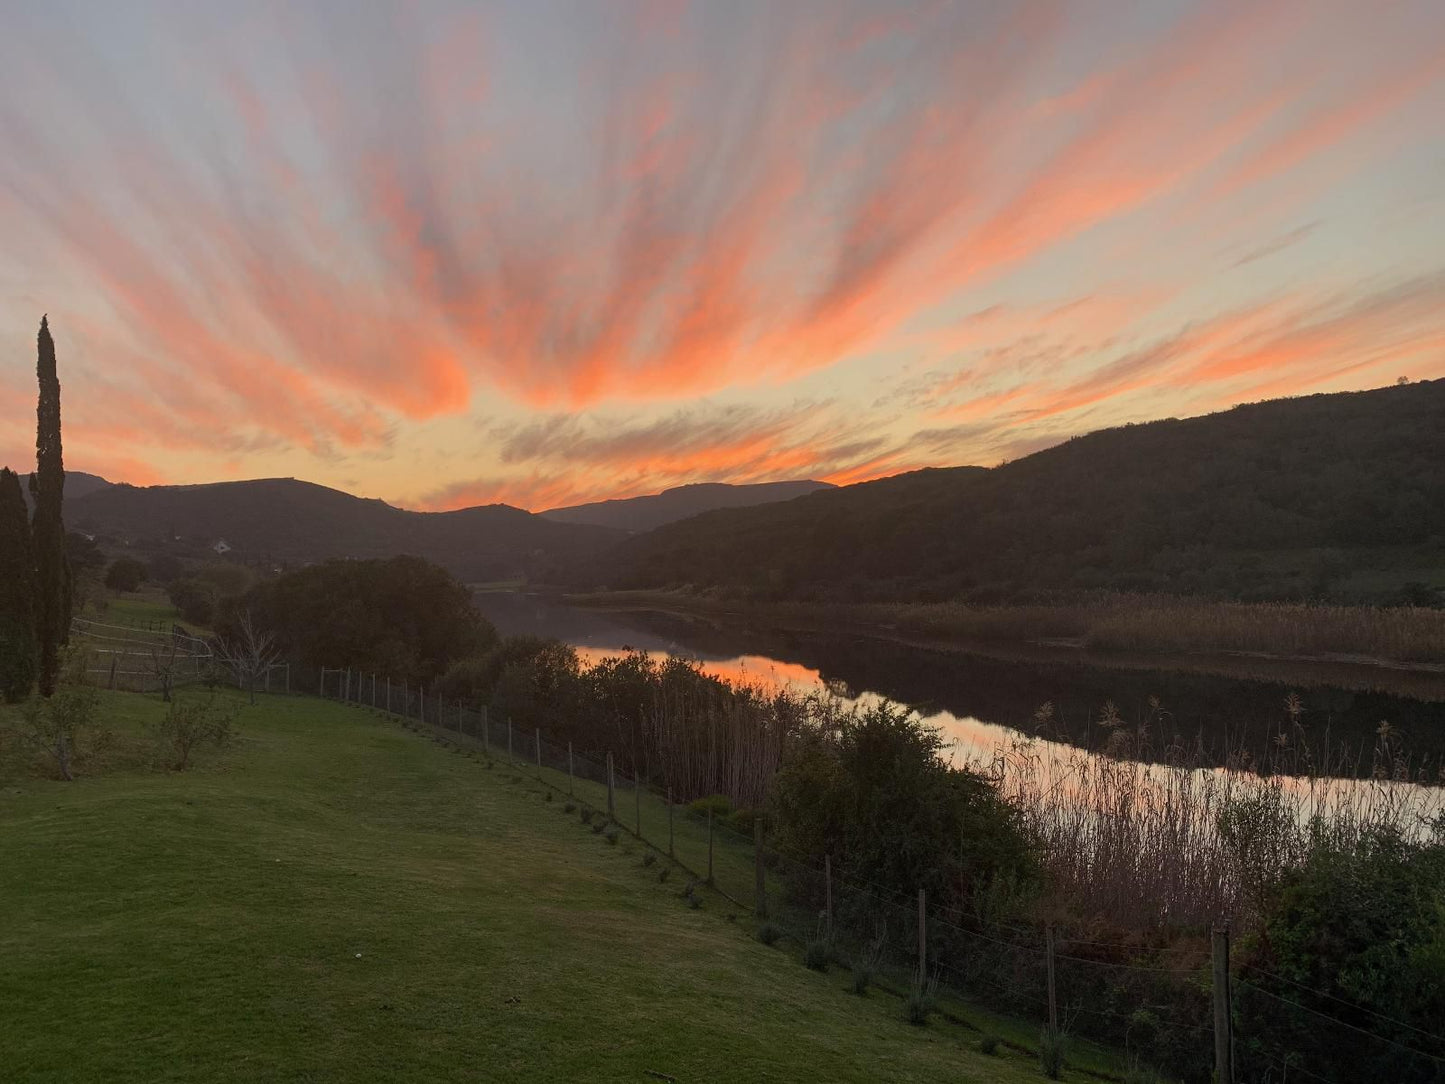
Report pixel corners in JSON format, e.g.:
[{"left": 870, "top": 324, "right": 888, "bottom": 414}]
[{"left": 473, "top": 591, "right": 1445, "bottom": 781}]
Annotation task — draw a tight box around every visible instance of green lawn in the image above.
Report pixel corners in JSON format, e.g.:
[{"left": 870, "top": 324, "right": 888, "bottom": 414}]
[{"left": 1, "top": 690, "right": 1070, "bottom": 1083}]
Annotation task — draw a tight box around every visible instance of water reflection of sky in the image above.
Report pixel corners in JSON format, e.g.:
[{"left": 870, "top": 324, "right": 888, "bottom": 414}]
[{"left": 477, "top": 592, "right": 1445, "bottom": 810}]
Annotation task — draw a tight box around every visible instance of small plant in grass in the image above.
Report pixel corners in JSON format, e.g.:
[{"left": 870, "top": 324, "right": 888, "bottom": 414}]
[
  {"left": 803, "top": 914, "right": 831, "bottom": 971},
  {"left": 681, "top": 879, "right": 703, "bottom": 909},
  {"left": 1122, "top": 1058, "right": 1163, "bottom": 1084},
  {"left": 563, "top": 802, "right": 577, "bottom": 814},
  {"left": 603, "top": 826, "right": 619, "bottom": 845},
  {"left": 642, "top": 852, "right": 657, "bottom": 868},
  {"left": 544, "top": 791, "right": 552, "bottom": 802},
  {"left": 978, "top": 1034, "right": 1000, "bottom": 1056},
  {"left": 803, "top": 939, "right": 830, "bottom": 971},
  {"left": 1039, "top": 1025, "right": 1067, "bottom": 1079},
  {"left": 592, "top": 820, "right": 605, "bottom": 834},
  {"left": 757, "top": 922, "right": 783, "bottom": 947},
  {"left": 152, "top": 688, "right": 235, "bottom": 771},
  {"left": 850, "top": 925, "right": 886, "bottom": 995},
  {"left": 657, "top": 866, "right": 671, "bottom": 884},
  {"left": 904, "top": 971, "right": 938, "bottom": 1026},
  {"left": 580, "top": 808, "right": 594, "bottom": 825}
]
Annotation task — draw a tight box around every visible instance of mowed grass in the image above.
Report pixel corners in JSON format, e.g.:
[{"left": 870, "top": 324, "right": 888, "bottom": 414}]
[{"left": 0, "top": 691, "right": 1050, "bottom": 1083}]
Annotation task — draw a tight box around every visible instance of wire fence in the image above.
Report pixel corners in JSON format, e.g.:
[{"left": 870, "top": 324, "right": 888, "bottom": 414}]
[{"left": 222, "top": 665, "right": 1445, "bottom": 1082}]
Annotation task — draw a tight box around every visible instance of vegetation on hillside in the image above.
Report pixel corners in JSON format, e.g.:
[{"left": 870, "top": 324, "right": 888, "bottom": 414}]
[{"left": 595, "top": 380, "right": 1445, "bottom": 607}]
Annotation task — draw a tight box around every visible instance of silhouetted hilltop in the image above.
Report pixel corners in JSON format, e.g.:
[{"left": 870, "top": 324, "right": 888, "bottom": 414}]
[
  {"left": 65, "top": 477, "right": 622, "bottom": 583},
  {"left": 594, "top": 380, "right": 1445, "bottom": 605},
  {"left": 541, "top": 479, "right": 835, "bottom": 533}
]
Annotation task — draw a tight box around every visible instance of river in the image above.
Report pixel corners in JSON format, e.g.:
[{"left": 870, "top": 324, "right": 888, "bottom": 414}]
[{"left": 473, "top": 590, "right": 1445, "bottom": 783}]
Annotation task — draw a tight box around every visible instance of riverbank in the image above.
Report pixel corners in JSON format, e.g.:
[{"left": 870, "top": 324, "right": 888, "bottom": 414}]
[{"left": 561, "top": 589, "right": 1445, "bottom": 694}]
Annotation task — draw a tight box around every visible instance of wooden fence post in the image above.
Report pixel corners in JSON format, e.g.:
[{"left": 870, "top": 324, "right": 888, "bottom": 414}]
[
  {"left": 108, "top": 656, "right": 117, "bottom": 690},
  {"left": 371, "top": 673, "right": 376, "bottom": 707},
  {"left": 535, "top": 729, "right": 542, "bottom": 773},
  {"left": 707, "top": 807, "right": 714, "bottom": 885},
  {"left": 606, "top": 753, "right": 615, "bottom": 819},
  {"left": 482, "top": 705, "right": 489, "bottom": 753},
  {"left": 344, "top": 668, "right": 351, "bottom": 702},
  {"left": 667, "top": 788, "right": 674, "bottom": 857},
  {"left": 508, "top": 718, "right": 514, "bottom": 762},
  {"left": 420, "top": 687, "right": 425, "bottom": 725},
  {"left": 635, "top": 774, "right": 642, "bottom": 837},
  {"left": 754, "top": 817, "right": 767, "bottom": 918},
  {"left": 825, "top": 854, "right": 833, "bottom": 937},
  {"left": 918, "top": 888, "right": 927, "bottom": 986},
  {"left": 1213, "top": 926, "right": 1234, "bottom": 1084},
  {"left": 319, "top": 669, "right": 326, "bottom": 696},
  {"left": 1046, "top": 923, "right": 1058, "bottom": 1033},
  {"left": 386, "top": 676, "right": 391, "bottom": 714},
  {"left": 568, "top": 742, "right": 574, "bottom": 794}
]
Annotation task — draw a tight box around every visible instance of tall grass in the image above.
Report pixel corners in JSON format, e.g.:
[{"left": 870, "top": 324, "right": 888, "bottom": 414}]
[
  {"left": 857, "top": 594, "right": 1445, "bottom": 664},
  {"left": 975, "top": 711, "right": 1445, "bottom": 931}
]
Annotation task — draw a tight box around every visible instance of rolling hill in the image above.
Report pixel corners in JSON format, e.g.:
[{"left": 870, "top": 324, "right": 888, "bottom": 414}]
[
  {"left": 591, "top": 380, "right": 1445, "bottom": 605},
  {"left": 540, "top": 479, "right": 835, "bottom": 532},
  {"left": 64, "top": 477, "right": 623, "bottom": 583}
]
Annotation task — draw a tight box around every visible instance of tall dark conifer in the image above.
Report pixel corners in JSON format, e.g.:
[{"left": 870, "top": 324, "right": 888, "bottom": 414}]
[
  {"left": 31, "top": 315, "right": 71, "bottom": 697},
  {"left": 0, "top": 467, "right": 39, "bottom": 701}
]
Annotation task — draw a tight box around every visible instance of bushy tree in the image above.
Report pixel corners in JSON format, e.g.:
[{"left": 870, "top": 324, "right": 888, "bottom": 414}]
[
  {"left": 1237, "top": 823, "right": 1445, "bottom": 1083},
  {"left": 224, "top": 556, "right": 494, "bottom": 684},
  {"left": 0, "top": 467, "right": 39, "bottom": 702},
  {"left": 104, "top": 557, "right": 147, "bottom": 593},
  {"left": 168, "top": 578, "right": 219, "bottom": 626},
  {"left": 770, "top": 703, "right": 1038, "bottom": 916},
  {"left": 31, "top": 316, "right": 72, "bottom": 696}
]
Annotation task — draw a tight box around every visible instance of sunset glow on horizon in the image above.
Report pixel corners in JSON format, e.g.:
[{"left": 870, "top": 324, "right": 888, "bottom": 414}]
[{"left": 2, "top": 0, "right": 1443, "bottom": 511}]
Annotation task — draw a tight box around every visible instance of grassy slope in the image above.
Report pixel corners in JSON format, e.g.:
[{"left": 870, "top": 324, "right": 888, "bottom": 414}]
[{"left": 1, "top": 691, "right": 1058, "bottom": 1083}]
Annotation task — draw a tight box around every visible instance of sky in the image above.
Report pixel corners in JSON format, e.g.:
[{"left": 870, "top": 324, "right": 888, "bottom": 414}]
[{"left": 1, "top": 0, "right": 1443, "bottom": 512}]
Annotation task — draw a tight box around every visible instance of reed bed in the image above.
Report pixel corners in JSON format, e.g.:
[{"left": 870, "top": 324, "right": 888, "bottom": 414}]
[
  {"left": 974, "top": 719, "right": 1445, "bottom": 932},
  {"left": 856, "top": 593, "right": 1445, "bottom": 663}
]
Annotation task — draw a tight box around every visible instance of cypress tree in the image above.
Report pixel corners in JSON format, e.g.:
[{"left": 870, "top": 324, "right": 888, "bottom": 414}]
[
  {"left": 31, "top": 315, "right": 71, "bottom": 697},
  {"left": 0, "top": 467, "right": 39, "bottom": 701}
]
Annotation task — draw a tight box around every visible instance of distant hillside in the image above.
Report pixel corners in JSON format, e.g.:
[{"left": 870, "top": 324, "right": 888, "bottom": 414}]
[
  {"left": 541, "top": 479, "right": 835, "bottom": 532},
  {"left": 65, "top": 478, "right": 623, "bottom": 583},
  {"left": 594, "top": 381, "right": 1445, "bottom": 606},
  {"left": 20, "top": 470, "right": 112, "bottom": 510}
]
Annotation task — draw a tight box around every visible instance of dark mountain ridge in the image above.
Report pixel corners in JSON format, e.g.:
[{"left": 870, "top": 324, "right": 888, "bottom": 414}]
[
  {"left": 540, "top": 479, "right": 836, "bottom": 532},
  {"left": 593, "top": 380, "right": 1445, "bottom": 605},
  {"left": 65, "top": 477, "right": 623, "bottom": 583}
]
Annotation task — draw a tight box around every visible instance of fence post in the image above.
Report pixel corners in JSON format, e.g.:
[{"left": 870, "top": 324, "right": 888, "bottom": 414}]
[
  {"left": 754, "top": 817, "right": 767, "bottom": 918},
  {"left": 386, "top": 676, "right": 391, "bottom": 714},
  {"left": 707, "top": 806, "right": 714, "bottom": 885},
  {"left": 635, "top": 773, "right": 642, "bottom": 837},
  {"left": 667, "top": 788, "right": 674, "bottom": 857},
  {"left": 1213, "top": 926, "right": 1234, "bottom": 1084},
  {"left": 918, "top": 888, "right": 927, "bottom": 985},
  {"left": 483, "top": 706, "right": 489, "bottom": 754},
  {"left": 535, "top": 729, "right": 542, "bottom": 774},
  {"left": 568, "top": 742, "right": 574, "bottom": 795},
  {"left": 606, "top": 753, "right": 615, "bottom": 820},
  {"left": 508, "top": 719, "right": 514, "bottom": 762},
  {"left": 285, "top": 663, "right": 290, "bottom": 695},
  {"left": 319, "top": 669, "right": 326, "bottom": 696},
  {"left": 420, "top": 687, "right": 426, "bottom": 725},
  {"left": 825, "top": 854, "right": 833, "bottom": 937},
  {"left": 344, "top": 668, "right": 351, "bottom": 702},
  {"left": 1046, "top": 923, "right": 1058, "bottom": 1033},
  {"left": 108, "top": 656, "right": 117, "bottom": 690}
]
